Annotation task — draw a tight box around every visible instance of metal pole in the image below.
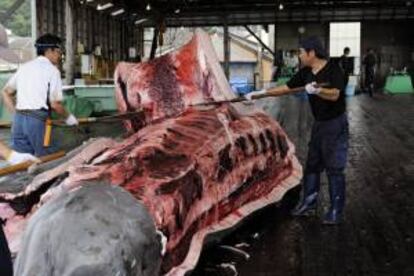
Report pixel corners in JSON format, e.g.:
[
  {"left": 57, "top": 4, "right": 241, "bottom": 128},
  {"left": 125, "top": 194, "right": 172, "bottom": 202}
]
[
  {"left": 150, "top": 28, "right": 159, "bottom": 60},
  {"left": 31, "top": 0, "right": 37, "bottom": 58},
  {"left": 244, "top": 25, "right": 275, "bottom": 56},
  {"left": 274, "top": 24, "right": 277, "bottom": 60},
  {"left": 64, "top": 0, "right": 75, "bottom": 85},
  {"left": 223, "top": 20, "right": 230, "bottom": 80}
]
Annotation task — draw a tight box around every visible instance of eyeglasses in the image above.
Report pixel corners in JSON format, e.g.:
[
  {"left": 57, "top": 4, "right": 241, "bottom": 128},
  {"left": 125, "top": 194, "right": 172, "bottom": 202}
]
[{"left": 54, "top": 48, "right": 63, "bottom": 55}]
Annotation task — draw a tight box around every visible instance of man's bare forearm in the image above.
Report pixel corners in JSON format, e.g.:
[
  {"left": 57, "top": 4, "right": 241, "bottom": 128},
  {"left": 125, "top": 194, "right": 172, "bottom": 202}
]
[
  {"left": 265, "top": 85, "right": 292, "bottom": 97},
  {"left": 0, "top": 141, "right": 12, "bottom": 160},
  {"left": 2, "top": 87, "right": 16, "bottom": 113},
  {"left": 51, "top": 101, "right": 69, "bottom": 117},
  {"left": 318, "top": 88, "right": 340, "bottom": 101}
]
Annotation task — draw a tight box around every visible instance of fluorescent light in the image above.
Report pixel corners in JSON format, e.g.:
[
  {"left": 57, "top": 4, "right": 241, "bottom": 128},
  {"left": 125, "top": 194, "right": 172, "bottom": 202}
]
[
  {"left": 111, "top": 8, "right": 125, "bottom": 16},
  {"left": 97, "top": 3, "right": 113, "bottom": 10},
  {"left": 146, "top": 3, "right": 151, "bottom": 11},
  {"left": 135, "top": 18, "right": 148, "bottom": 25},
  {"left": 86, "top": 0, "right": 94, "bottom": 2}
]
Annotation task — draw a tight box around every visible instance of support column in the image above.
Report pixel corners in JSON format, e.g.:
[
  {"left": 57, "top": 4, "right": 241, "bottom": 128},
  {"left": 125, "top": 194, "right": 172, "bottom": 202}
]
[
  {"left": 138, "top": 26, "right": 144, "bottom": 59},
  {"left": 31, "top": 0, "right": 37, "bottom": 57},
  {"left": 273, "top": 22, "right": 278, "bottom": 83},
  {"left": 64, "top": 0, "right": 75, "bottom": 85},
  {"left": 150, "top": 28, "right": 159, "bottom": 60},
  {"left": 223, "top": 19, "right": 230, "bottom": 80},
  {"left": 273, "top": 24, "right": 277, "bottom": 60}
]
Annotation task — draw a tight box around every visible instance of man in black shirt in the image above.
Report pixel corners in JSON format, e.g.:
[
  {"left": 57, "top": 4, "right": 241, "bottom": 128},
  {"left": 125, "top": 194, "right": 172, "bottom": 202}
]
[
  {"left": 339, "top": 47, "right": 353, "bottom": 86},
  {"left": 363, "top": 48, "right": 376, "bottom": 97},
  {"left": 246, "top": 36, "right": 348, "bottom": 224}
]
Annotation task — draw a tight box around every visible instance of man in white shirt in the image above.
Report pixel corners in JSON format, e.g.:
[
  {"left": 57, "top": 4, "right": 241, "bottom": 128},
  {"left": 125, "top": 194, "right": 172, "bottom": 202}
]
[
  {"left": 2, "top": 33, "right": 78, "bottom": 157},
  {"left": 0, "top": 23, "right": 39, "bottom": 166}
]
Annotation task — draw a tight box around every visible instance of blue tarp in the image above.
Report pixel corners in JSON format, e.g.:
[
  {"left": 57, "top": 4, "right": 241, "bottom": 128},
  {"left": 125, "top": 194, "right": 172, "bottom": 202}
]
[{"left": 230, "top": 77, "right": 254, "bottom": 95}]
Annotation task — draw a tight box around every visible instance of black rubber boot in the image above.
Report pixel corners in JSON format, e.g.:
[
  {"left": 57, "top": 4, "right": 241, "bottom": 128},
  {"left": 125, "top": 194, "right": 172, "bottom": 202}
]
[
  {"left": 322, "top": 173, "right": 346, "bottom": 225},
  {"left": 291, "top": 174, "right": 320, "bottom": 217}
]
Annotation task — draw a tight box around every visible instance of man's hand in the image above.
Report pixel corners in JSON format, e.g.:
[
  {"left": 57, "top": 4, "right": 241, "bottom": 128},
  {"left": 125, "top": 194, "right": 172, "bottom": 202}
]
[
  {"left": 7, "top": 151, "right": 40, "bottom": 165},
  {"left": 244, "top": 89, "right": 267, "bottom": 101},
  {"left": 305, "top": 81, "right": 322, "bottom": 95},
  {"left": 65, "top": 113, "right": 79, "bottom": 126}
]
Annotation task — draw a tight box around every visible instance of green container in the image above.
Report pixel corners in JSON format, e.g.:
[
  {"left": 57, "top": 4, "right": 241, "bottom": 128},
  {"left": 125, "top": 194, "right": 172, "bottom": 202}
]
[
  {"left": 74, "top": 85, "right": 117, "bottom": 114},
  {"left": 384, "top": 74, "right": 414, "bottom": 94},
  {"left": 0, "top": 71, "right": 13, "bottom": 88},
  {"left": 0, "top": 72, "right": 15, "bottom": 123},
  {"left": 50, "top": 95, "right": 94, "bottom": 119}
]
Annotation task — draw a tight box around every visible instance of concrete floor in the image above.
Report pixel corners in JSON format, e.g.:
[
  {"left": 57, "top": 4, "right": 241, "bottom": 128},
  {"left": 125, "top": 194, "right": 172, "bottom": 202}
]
[{"left": 192, "top": 93, "right": 414, "bottom": 276}]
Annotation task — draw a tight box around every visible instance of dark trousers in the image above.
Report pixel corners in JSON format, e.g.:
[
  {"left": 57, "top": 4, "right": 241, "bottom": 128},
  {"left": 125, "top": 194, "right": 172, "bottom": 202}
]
[
  {"left": 0, "top": 224, "right": 13, "bottom": 276},
  {"left": 365, "top": 67, "right": 375, "bottom": 97},
  {"left": 303, "top": 113, "right": 349, "bottom": 211},
  {"left": 344, "top": 74, "right": 350, "bottom": 88}
]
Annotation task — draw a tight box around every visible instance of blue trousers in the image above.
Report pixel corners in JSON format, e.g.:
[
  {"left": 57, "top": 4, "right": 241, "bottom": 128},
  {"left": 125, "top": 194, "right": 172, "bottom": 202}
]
[
  {"left": 11, "top": 110, "right": 58, "bottom": 157},
  {"left": 302, "top": 113, "right": 349, "bottom": 211}
]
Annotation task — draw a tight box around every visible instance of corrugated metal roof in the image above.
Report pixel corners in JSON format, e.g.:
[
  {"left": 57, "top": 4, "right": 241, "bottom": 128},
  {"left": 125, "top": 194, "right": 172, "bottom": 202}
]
[{"left": 85, "top": 0, "right": 413, "bottom": 27}]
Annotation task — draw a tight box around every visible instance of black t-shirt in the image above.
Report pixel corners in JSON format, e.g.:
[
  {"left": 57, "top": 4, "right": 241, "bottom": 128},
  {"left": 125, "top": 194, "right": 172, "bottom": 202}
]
[
  {"left": 287, "top": 60, "right": 346, "bottom": 121},
  {"left": 339, "top": 55, "right": 354, "bottom": 76},
  {"left": 363, "top": 53, "right": 376, "bottom": 68}
]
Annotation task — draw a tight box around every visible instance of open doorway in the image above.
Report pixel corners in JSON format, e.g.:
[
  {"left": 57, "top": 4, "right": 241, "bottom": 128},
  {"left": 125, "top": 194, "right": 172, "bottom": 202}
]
[{"left": 330, "top": 22, "right": 361, "bottom": 75}]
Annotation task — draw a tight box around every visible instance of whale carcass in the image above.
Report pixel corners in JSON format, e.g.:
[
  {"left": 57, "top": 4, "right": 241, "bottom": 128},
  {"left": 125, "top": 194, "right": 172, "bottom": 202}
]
[{"left": 0, "top": 30, "right": 302, "bottom": 275}]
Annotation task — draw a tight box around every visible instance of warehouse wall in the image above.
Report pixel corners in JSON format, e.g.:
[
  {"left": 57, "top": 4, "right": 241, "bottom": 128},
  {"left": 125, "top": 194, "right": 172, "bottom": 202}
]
[
  {"left": 274, "top": 23, "right": 328, "bottom": 51},
  {"left": 271, "top": 21, "right": 414, "bottom": 88},
  {"left": 35, "top": 0, "right": 144, "bottom": 61},
  {"left": 362, "top": 21, "right": 414, "bottom": 86}
]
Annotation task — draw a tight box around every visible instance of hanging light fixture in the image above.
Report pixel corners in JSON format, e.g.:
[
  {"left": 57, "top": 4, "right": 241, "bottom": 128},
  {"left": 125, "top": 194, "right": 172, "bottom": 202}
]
[
  {"left": 97, "top": 2, "right": 113, "bottom": 10},
  {"left": 146, "top": 3, "right": 151, "bottom": 11},
  {"left": 279, "top": 3, "right": 284, "bottom": 10},
  {"left": 111, "top": 8, "right": 125, "bottom": 16},
  {"left": 135, "top": 18, "right": 148, "bottom": 25}
]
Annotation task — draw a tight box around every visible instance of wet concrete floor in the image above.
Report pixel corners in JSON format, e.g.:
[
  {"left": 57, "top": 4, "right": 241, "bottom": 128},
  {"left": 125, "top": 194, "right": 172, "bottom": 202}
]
[{"left": 192, "top": 93, "right": 414, "bottom": 276}]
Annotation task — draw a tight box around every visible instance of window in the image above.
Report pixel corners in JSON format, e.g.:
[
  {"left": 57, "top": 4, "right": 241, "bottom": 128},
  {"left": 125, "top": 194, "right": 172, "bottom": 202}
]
[{"left": 330, "top": 22, "right": 361, "bottom": 74}]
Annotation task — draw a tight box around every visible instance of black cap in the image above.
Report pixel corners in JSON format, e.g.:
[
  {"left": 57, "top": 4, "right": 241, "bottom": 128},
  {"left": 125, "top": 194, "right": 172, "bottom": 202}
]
[
  {"left": 299, "top": 36, "right": 327, "bottom": 59},
  {"left": 35, "top": 34, "right": 62, "bottom": 49}
]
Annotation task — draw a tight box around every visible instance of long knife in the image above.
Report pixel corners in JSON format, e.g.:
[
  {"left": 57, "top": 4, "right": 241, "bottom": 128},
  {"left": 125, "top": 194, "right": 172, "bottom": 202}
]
[{"left": 190, "top": 83, "right": 329, "bottom": 107}]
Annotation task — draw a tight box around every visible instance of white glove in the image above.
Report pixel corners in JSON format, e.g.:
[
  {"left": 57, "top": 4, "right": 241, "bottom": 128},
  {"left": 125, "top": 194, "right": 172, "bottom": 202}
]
[
  {"left": 305, "top": 81, "right": 322, "bottom": 95},
  {"left": 245, "top": 89, "right": 267, "bottom": 101},
  {"left": 65, "top": 113, "right": 79, "bottom": 126},
  {"left": 7, "top": 151, "right": 40, "bottom": 165}
]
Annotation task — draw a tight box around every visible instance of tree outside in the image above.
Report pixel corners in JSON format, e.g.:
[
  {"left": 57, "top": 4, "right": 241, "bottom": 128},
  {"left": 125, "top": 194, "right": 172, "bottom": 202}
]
[{"left": 0, "top": 0, "right": 31, "bottom": 37}]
